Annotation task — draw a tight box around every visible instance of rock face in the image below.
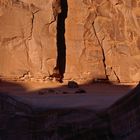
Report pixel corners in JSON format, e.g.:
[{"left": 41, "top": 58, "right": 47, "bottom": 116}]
[
  {"left": 0, "top": 0, "right": 140, "bottom": 83},
  {"left": 0, "top": 0, "right": 61, "bottom": 80}
]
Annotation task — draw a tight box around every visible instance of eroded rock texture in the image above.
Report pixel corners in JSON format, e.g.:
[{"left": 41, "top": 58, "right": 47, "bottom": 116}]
[
  {"left": 0, "top": 0, "right": 140, "bottom": 83},
  {"left": 65, "top": 0, "right": 140, "bottom": 83},
  {"left": 0, "top": 0, "right": 61, "bottom": 80}
]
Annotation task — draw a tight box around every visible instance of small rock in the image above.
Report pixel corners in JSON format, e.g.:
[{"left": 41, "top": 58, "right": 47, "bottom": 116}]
[
  {"left": 62, "top": 91, "right": 68, "bottom": 94},
  {"left": 68, "top": 81, "right": 79, "bottom": 88},
  {"left": 38, "top": 91, "right": 46, "bottom": 95},
  {"left": 49, "top": 68, "right": 63, "bottom": 83},
  {"left": 75, "top": 89, "right": 86, "bottom": 94},
  {"left": 48, "top": 89, "right": 55, "bottom": 93}
]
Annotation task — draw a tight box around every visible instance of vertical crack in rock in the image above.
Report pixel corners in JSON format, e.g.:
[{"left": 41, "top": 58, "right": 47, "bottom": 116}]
[
  {"left": 51, "top": 0, "right": 67, "bottom": 82},
  {"left": 92, "top": 24, "right": 108, "bottom": 79},
  {"left": 82, "top": 0, "right": 108, "bottom": 81},
  {"left": 113, "top": 70, "right": 120, "bottom": 82},
  {"left": 25, "top": 12, "right": 35, "bottom": 69},
  {"left": 30, "top": 13, "right": 34, "bottom": 39}
]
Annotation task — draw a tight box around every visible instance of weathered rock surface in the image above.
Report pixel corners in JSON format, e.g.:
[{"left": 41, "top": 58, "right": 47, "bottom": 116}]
[
  {"left": 0, "top": 0, "right": 61, "bottom": 80},
  {"left": 0, "top": 0, "right": 140, "bottom": 83}
]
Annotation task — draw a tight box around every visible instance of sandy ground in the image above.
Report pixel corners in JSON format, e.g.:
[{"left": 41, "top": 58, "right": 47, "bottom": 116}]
[{"left": 0, "top": 80, "right": 136, "bottom": 111}]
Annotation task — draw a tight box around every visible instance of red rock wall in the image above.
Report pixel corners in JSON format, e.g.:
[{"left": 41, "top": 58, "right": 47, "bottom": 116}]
[
  {"left": 65, "top": 0, "right": 140, "bottom": 83},
  {"left": 0, "top": 0, "right": 60, "bottom": 80},
  {"left": 0, "top": 0, "right": 140, "bottom": 83}
]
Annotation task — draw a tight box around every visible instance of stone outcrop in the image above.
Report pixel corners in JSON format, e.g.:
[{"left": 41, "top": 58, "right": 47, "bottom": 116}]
[{"left": 0, "top": 0, "right": 140, "bottom": 83}]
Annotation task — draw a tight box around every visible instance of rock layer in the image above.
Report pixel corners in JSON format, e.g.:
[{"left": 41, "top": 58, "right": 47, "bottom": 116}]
[{"left": 0, "top": 0, "right": 140, "bottom": 83}]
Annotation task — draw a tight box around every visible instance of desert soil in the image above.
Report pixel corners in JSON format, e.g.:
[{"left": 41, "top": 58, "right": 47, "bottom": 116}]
[{"left": 0, "top": 80, "right": 136, "bottom": 111}]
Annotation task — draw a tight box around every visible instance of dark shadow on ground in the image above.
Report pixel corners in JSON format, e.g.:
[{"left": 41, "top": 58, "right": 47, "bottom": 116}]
[
  {"left": 0, "top": 80, "right": 27, "bottom": 93},
  {"left": 0, "top": 79, "right": 133, "bottom": 111},
  {"left": 0, "top": 79, "right": 137, "bottom": 140}
]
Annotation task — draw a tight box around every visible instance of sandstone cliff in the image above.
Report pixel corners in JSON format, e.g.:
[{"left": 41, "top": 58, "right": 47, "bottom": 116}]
[{"left": 0, "top": 0, "right": 140, "bottom": 83}]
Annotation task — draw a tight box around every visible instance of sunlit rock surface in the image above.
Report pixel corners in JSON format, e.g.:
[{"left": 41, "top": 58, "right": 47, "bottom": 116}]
[
  {"left": 0, "top": 0, "right": 60, "bottom": 79},
  {"left": 0, "top": 0, "right": 140, "bottom": 83}
]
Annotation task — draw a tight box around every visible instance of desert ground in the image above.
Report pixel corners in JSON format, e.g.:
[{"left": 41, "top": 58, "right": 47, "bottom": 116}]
[{"left": 0, "top": 80, "right": 135, "bottom": 111}]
